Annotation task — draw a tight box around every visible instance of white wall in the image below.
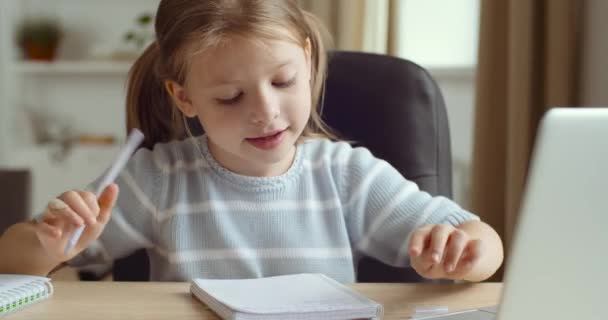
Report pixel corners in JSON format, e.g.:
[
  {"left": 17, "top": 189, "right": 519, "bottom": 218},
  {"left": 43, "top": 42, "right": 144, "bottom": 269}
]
[
  {"left": 396, "top": 0, "right": 480, "bottom": 207},
  {"left": 0, "top": 0, "right": 18, "bottom": 165},
  {"left": 430, "top": 69, "right": 476, "bottom": 207},
  {"left": 581, "top": 0, "right": 608, "bottom": 106}
]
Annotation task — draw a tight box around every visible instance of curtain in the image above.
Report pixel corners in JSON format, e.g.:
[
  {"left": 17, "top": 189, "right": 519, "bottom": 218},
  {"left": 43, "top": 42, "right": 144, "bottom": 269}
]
[
  {"left": 470, "top": 0, "right": 585, "bottom": 279},
  {"left": 298, "top": 0, "right": 402, "bottom": 55}
]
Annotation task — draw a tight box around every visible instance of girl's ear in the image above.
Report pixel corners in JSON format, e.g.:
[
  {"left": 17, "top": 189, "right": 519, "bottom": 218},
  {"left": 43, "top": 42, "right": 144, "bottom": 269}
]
[
  {"left": 304, "top": 37, "right": 312, "bottom": 82},
  {"left": 164, "top": 80, "right": 197, "bottom": 117}
]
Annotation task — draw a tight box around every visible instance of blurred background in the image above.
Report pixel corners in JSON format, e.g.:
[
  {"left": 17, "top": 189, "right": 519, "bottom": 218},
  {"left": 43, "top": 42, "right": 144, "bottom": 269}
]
[
  {"left": 0, "top": 0, "right": 606, "bottom": 280},
  {"left": 0, "top": 0, "right": 481, "bottom": 219}
]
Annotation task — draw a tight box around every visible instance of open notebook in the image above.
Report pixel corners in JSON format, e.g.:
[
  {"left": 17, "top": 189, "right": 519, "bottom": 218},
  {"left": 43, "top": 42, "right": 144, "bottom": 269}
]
[
  {"left": 190, "top": 273, "right": 383, "bottom": 320},
  {"left": 0, "top": 274, "right": 53, "bottom": 316}
]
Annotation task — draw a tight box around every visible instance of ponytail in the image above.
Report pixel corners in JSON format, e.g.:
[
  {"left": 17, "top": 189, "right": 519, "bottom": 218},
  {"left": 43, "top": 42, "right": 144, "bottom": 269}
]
[{"left": 126, "top": 42, "right": 185, "bottom": 149}]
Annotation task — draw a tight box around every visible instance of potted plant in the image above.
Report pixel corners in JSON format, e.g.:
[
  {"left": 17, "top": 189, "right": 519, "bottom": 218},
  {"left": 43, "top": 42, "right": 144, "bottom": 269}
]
[
  {"left": 106, "top": 12, "right": 154, "bottom": 61},
  {"left": 16, "top": 17, "right": 63, "bottom": 61},
  {"left": 124, "top": 13, "right": 154, "bottom": 51}
]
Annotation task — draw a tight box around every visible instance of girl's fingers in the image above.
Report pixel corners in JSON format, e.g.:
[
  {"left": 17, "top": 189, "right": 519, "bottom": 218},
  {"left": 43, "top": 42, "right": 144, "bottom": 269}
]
[
  {"left": 60, "top": 208, "right": 85, "bottom": 227},
  {"left": 443, "top": 229, "right": 469, "bottom": 273},
  {"left": 47, "top": 198, "right": 68, "bottom": 211},
  {"left": 61, "top": 191, "right": 96, "bottom": 225},
  {"left": 408, "top": 226, "right": 431, "bottom": 257},
  {"left": 47, "top": 198, "right": 84, "bottom": 226},
  {"left": 36, "top": 187, "right": 117, "bottom": 261},
  {"left": 454, "top": 239, "right": 483, "bottom": 274},
  {"left": 97, "top": 183, "right": 119, "bottom": 224},
  {"left": 78, "top": 190, "right": 100, "bottom": 216},
  {"left": 409, "top": 227, "right": 437, "bottom": 273},
  {"left": 428, "top": 225, "right": 452, "bottom": 264},
  {"left": 37, "top": 213, "right": 78, "bottom": 240},
  {"left": 41, "top": 210, "right": 59, "bottom": 224}
]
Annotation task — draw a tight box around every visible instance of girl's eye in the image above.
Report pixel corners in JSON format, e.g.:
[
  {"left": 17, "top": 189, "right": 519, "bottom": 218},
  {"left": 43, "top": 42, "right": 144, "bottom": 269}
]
[
  {"left": 216, "top": 92, "right": 243, "bottom": 105},
  {"left": 272, "top": 76, "right": 296, "bottom": 88}
]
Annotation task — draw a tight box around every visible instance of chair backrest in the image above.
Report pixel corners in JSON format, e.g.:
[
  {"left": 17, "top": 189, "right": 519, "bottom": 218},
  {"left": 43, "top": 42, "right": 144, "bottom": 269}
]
[
  {"left": 323, "top": 51, "right": 453, "bottom": 282},
  {"left": 112, "top": 51, "right": 453, "bottom": 282},
  {"left": 0, "top": 169, "right": 31, "bottom": 234}
]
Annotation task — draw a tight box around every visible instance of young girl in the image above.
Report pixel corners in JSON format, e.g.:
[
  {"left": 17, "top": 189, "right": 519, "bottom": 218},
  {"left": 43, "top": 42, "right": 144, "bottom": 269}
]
[{"left": 0, "top": 0, "right": 503, "bottom": 283}]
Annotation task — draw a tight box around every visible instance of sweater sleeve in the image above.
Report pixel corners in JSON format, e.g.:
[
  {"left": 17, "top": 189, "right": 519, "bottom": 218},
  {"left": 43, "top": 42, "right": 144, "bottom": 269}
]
[
  {"left": 337, "top": 144, "right": 479, "bottom": 268},
  {"left": 67, "top": 147, "right": 161, "bottom": 268}
]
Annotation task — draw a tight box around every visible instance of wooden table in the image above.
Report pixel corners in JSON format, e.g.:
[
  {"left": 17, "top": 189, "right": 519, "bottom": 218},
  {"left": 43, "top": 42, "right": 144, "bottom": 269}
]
[{"left": 8, "top": 281, "right": 502, "bottom": 319}]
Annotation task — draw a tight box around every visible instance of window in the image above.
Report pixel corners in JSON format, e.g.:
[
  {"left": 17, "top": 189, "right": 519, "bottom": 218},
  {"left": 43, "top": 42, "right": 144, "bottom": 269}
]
[{"left": 396, "top": 0, "right": 480, "bottom": 68}]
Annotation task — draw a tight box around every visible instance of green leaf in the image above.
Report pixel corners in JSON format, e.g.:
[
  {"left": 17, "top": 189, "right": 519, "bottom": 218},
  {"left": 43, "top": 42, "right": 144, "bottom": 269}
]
[
  {"left": 124, "top": 31, "right": 135, "bottom": 41},
  {"left": 137, "top": 13, "right": 152, "bottom": 26}
]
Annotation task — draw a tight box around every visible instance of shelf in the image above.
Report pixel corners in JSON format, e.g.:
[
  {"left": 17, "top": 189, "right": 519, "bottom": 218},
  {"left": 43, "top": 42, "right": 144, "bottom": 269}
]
[
  {"left": 16, "top": 60, "right": 134, "bottom": 75},
  {"left": 11, "top": 143, "right": 121, "bottom": 166}
]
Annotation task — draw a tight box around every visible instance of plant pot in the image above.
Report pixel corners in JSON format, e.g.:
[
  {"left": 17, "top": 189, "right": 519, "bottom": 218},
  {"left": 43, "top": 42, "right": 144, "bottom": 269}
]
[{"left": 23, "top": 42, "right": 58, "bottom": 61}]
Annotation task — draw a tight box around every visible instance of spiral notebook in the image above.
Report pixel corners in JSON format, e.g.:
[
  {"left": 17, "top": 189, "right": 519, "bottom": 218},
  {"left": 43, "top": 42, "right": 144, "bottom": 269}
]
[
  {"left": 190, "top": 273, "right": 383, "bottom": 320},
  {"left": 0, "top": 274, "right": 53, "bottom": 316}
]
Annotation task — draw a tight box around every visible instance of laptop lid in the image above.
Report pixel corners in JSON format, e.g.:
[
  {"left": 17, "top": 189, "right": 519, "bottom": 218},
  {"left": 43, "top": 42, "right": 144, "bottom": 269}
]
[{"left": 498, "top": 108, "right": 608, "bottom": 320}]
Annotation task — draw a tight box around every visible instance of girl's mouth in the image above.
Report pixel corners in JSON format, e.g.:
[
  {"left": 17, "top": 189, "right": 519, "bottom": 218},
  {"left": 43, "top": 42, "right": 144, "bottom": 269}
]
[{"left": 245, "top": 129, "right": 287, "bottom": 150}]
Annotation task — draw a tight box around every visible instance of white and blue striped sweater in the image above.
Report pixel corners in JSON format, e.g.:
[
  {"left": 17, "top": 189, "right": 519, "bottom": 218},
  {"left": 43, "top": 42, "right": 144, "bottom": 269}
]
[{"left": 70, "top": 135, "right": 478, "bottom": 282}]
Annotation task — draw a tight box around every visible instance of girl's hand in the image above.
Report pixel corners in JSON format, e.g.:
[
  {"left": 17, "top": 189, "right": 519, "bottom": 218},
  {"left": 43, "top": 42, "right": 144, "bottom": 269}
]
[
  {"left": 408, "top": 224, "right": 484, "bottom": 280},
  {"left": 34, "top": 184, "right": 118, "bottom": 263}
]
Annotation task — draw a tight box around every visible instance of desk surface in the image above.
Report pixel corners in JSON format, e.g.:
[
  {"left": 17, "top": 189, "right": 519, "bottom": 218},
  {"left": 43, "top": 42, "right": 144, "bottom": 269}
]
[{"left": 9, "top": 281, "right": 502, "bottom": 320}]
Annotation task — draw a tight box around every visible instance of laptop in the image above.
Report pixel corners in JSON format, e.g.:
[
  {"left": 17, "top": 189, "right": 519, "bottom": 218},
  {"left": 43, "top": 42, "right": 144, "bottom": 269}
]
[{"left": 417, "top": 108, "right": 608, "bottom": 320}]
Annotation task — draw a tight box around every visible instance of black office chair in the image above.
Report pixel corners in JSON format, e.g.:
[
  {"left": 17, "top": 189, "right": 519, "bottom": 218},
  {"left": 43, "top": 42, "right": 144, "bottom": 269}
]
[
  {"left": 0, "top": 169, "right": 31, "bottom": 235},
  {"left": 108, "top": 51, "right": 453, "bottom": 282},
  {"left": 322, "top": 51, "right": 452, "bottom": 282}
]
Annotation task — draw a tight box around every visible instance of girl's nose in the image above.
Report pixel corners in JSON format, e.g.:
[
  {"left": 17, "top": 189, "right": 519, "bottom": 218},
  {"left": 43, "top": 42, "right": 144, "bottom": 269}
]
[{"left": 249, "top": 90, "right": 280, "bottom": 126}]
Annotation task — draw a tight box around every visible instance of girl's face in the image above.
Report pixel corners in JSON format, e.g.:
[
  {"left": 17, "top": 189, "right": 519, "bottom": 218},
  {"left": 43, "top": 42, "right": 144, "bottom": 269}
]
[{"left": 167, "top": 36, "right": 312, "bottom": 177}]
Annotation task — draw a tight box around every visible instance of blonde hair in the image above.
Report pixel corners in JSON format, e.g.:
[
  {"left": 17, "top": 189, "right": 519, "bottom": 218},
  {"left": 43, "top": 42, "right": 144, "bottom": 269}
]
[{"left": 126, "top": 0, "right": 337, "bottom": 149}]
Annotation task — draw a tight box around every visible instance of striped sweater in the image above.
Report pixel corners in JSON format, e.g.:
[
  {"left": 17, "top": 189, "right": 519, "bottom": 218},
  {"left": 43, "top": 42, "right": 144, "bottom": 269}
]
[{"left": 69, "top": 135, "right": 478, "bottom": 282}]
